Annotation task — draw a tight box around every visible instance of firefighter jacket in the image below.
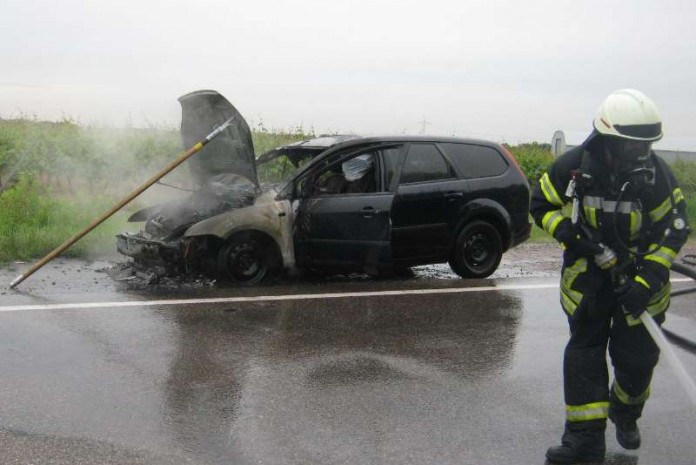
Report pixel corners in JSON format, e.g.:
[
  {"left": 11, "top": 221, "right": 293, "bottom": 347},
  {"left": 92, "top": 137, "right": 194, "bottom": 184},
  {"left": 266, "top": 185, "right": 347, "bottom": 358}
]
[{"left": 530, "top": 145, "right": 690, "bottom": 325}]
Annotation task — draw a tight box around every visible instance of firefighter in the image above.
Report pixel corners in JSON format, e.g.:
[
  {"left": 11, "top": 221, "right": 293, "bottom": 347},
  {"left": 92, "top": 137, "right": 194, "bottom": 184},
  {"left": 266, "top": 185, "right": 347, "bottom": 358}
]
[{"left": 531, "top": 89, "right": 690, "bottom": 463}]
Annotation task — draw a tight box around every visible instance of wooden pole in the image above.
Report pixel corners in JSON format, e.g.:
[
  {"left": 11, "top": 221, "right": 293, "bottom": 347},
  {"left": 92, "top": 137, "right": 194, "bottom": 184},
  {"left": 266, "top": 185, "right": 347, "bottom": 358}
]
[{"left": 9, "top": 116, "right": 235, "bottom": 289}]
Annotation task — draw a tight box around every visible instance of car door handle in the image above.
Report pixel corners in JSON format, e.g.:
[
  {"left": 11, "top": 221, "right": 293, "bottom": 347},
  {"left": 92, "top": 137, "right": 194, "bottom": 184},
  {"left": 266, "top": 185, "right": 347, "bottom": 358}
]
[
  {"left": 444, "top": 192, "right": 464, "bottom": 200},
  {"left": 361, "top": 206, "right": 380, "bottom": 218}
]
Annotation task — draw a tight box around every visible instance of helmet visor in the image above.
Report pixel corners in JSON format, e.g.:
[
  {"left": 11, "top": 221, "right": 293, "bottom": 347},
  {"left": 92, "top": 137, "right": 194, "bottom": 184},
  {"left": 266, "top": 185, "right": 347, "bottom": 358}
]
[{"left": 613, "top": 122, "right": 662, "bottom": 141}]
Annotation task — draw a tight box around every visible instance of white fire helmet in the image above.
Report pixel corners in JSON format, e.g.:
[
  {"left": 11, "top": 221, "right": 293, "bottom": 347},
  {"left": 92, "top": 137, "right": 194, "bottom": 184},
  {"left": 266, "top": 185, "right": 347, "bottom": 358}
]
[{"left": 593, "top": 89, "right": 663, "bottom": 142}]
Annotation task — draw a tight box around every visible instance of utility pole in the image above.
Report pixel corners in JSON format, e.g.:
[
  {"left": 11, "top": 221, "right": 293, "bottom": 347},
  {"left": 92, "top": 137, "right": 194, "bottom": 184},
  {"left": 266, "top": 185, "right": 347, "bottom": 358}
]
[{"left": 418, "top": 117, "right": 431, "bottom": 135}]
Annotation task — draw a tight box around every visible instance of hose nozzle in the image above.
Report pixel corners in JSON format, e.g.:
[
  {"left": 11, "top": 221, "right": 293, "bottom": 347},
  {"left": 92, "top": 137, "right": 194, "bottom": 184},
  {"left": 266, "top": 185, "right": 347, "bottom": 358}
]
[{"left": 594, "top": 245, "right": 618, "bottom": 270}]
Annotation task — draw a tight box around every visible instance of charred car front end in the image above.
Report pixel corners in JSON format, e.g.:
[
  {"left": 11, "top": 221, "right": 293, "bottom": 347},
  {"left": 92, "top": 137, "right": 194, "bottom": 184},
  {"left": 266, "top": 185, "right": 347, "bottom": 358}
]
[
  {"left": 117, "top": 90, "right": 355, "bottom": 283},
  {"left": 117, "top": 90, "right": 261, "bottom": 277}
]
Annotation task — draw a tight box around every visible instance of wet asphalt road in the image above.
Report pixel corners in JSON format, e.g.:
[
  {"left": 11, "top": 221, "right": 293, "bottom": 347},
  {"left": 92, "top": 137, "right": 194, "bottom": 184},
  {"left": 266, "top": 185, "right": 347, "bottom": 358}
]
[{"left": 1, "top": 259, "right": 696, "bottom": 465}]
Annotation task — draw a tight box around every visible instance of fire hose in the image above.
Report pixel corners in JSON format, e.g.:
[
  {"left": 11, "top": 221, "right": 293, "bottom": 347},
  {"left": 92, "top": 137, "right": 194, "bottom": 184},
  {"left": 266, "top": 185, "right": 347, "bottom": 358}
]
[
  {"left": 664, "top": 260, "right": 696, "bottom": 354},
  {"left": 566, "top": 170, "right": 696, "bottom": 408},
  {"left": 636, "top": 255, "right": 696, "bottom": 406},
  {"left": 610, "top": 258, "right": 696, "bottom": 409},
  {"left": 641, "top": 311, "right": 696, "bottom": 405}
]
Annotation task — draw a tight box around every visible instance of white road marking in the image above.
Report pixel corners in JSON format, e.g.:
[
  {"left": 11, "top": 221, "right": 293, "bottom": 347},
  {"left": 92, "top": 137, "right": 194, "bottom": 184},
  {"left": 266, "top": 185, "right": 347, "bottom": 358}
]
[{"left": 0, "top": 279, "right": 692, "bottom": 313}]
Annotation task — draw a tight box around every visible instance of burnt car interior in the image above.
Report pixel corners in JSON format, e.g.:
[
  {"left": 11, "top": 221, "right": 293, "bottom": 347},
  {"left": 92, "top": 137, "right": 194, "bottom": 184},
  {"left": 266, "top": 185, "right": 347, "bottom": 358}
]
[
  {"left": 314, "top": 155, "right": 375, "bottom": 195},
  {"left": 294, "top": 145, "right": 402, "bottom": 199},
  {"left": 256, "top": 134, "right": 361, "bottom": 186}
]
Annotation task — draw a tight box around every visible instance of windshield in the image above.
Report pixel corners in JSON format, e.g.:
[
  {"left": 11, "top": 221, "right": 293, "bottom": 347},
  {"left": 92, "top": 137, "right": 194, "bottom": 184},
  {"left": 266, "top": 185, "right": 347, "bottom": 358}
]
[
  {"left": 258, "top": 152, "right": 315, "bottom": 186},
  {"left": 256, "top": 135, "right": 362, "bottom": 186}
]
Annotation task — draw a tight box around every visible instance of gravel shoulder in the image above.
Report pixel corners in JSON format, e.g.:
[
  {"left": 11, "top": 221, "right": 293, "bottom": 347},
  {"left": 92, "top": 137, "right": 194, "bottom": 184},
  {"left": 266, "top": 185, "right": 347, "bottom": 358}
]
[{"left": 496, "top": 240, "right": 696, "bottom": 279}]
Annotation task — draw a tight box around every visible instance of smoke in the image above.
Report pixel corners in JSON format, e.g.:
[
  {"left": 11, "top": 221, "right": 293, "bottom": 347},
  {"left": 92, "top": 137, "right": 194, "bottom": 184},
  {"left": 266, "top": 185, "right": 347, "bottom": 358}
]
[
  {"left": 1, "top": 90, "right": 261, "bottom": 261},
  {"left": 73, "top": 125, "right": 178, "bottom": 204}
]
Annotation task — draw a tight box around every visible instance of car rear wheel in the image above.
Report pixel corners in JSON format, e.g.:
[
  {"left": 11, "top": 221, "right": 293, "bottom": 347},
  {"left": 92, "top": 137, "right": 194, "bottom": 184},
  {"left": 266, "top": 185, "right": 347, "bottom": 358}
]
[
  {"left": 449, "top": 220, "right": 503, "bottom": 278},
  {"left": 217, "top": 233, "right": 269, "bottom": 285}
]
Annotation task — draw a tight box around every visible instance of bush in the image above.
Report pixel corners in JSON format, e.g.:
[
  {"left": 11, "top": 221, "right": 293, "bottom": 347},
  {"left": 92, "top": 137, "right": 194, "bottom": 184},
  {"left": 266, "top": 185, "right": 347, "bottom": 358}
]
[
  {"left": 672, "top": 159, "right": 696, "bottom": 195},
  {"left": 0, "top": 173, "right": 127, "bottom": 262},
  {"left": 505, "top": 143, "right": 554, "bottom": 189},
  {"left": 253, "top": 123, "right": 314, "bottom": 184}
]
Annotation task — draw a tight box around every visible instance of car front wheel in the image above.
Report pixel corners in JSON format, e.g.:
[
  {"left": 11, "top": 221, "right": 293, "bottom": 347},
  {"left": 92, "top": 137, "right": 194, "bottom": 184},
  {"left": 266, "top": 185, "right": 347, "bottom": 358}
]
[
  {"left": 217, "top": 233, "right": 269, "bottom": 285},
  {"left": 449, "top": 220, "right": 503, "bottom": 279}
]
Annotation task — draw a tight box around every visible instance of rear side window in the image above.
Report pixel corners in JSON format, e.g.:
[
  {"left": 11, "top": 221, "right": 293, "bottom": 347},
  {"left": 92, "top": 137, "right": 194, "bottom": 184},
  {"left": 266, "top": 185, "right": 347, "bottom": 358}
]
[
  {"left": 400, "top": 143, "right": 454, "bottom": 184},
  {"left": 440, "top": 143, "right": 508, "bottom": 178}
]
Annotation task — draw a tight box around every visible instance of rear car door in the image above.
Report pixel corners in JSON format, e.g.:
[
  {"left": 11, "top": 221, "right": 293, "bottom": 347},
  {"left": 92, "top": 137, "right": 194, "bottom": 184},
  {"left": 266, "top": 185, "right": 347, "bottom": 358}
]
[
  {"left": 294, "top": 146, "right": 401, "bottom": 272},
  {"left": 391, "top": 143, "right": 468, "bottom": 263},
  {"left": 439, "top": 141, "right": 527, "bottom": 243}
]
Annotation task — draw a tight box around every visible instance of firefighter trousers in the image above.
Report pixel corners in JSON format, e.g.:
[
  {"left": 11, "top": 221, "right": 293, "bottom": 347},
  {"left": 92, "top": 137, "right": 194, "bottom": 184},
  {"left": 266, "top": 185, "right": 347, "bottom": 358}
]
[{"left": 563, "top": 298, "right": 662, "bottom": 429}]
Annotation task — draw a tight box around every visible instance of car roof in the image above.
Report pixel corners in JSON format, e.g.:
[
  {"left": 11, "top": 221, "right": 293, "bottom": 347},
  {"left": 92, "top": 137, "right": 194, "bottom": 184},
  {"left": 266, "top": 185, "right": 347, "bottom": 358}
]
[
  {"left": 289, "top": 135, "right": 503, "bottom": 179},
  {"left": 314, "top": 134, "right": 503, "bottom": 160},
  {"left": 256, "top": 134, "right": 362, "bottom": 166},
  {"left": 332, "top": 135, "right": 501, "bottom": 146}
]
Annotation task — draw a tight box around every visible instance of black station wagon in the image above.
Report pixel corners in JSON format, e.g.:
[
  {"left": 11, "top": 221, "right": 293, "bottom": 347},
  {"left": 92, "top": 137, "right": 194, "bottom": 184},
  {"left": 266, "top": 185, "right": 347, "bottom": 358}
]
[{"left": 117, "top": 90, "right": 531, "bottom": 284}]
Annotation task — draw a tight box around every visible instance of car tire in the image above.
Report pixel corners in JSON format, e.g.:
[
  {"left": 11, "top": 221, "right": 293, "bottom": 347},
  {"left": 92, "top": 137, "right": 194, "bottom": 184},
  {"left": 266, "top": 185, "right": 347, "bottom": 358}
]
[
  {"left": 449, "top": 220, "right": 503, "bottom": 279},
  {"left": 217, "top": 233, "right": 269, "bottom": 285}
]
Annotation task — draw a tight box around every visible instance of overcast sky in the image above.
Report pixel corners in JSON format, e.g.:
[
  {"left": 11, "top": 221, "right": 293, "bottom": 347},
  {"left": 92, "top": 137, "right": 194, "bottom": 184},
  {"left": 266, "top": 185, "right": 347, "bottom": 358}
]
[{"left": 1, "top": 0, "right": 695, "bottom": 149}]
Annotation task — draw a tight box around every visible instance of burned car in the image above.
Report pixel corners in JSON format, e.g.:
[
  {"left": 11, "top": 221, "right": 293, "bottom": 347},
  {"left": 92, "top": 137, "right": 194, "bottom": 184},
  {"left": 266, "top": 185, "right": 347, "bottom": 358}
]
[
  {"left": 256, "top": 134, "right": 361, "bottom": 172},
  {"left": 117, "top": 90, "right": 531, "bottom": 284}
]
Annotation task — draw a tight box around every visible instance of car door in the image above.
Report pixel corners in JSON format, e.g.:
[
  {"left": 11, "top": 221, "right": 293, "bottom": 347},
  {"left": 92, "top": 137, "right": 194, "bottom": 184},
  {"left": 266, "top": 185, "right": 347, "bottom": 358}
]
[
  {"left": 391, "top": 142, "right": 468, "bottom": 263},
  {"left": 294, "top": 147, "right": 398, "bottom": 272}
]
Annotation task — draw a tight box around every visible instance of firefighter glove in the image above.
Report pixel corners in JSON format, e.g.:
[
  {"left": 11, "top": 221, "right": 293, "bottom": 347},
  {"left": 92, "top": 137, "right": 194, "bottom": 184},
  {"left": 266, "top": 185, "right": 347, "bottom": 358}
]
[
  {"left": 571, "top": 239, "right": 606, "bottom": 258},
  {"left": 615, "top": 281, "right": 650, "bottom": 318},
  {"left": 555, "top": 227, "right": 604, "bottom": 258}
]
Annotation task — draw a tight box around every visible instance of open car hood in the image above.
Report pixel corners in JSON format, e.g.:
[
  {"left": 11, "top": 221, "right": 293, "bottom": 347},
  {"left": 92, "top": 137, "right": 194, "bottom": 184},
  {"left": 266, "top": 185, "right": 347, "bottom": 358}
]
[
  {"left": 125, "top": 90, "right": 259, "bottom": 228},
  {"left": 256, "top": 135, "right": 361, "bottom": 167},
  {"left": 179, "top": 90, "right": 258, "bottom": 188}
]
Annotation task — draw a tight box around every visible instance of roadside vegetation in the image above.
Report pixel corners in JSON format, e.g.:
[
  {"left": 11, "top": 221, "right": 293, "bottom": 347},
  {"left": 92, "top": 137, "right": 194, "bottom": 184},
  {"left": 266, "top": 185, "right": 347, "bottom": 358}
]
[
  {"left": 0, "top": 117, "right": 307, "bottom": 262},
  {"left": 0, "top": 117, "right": 693, "bottom": 263}
]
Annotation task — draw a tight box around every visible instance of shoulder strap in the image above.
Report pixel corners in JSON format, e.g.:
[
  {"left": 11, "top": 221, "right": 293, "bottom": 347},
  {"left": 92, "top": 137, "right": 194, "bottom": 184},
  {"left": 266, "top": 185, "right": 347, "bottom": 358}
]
[{"left": 580, "top": 149, "right": 593, "bottom": 174}]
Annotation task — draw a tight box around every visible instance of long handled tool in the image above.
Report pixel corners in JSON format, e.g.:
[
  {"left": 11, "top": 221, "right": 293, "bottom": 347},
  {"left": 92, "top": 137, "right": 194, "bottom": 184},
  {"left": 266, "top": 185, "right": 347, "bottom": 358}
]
[{"left": 9, "top": 116, "right": 235, "bottom": 289}]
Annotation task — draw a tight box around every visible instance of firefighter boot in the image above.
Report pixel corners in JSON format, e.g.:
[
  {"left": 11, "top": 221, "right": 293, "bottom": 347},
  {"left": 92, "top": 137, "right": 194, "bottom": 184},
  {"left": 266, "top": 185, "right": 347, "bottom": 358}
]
[
  {"left": 614, "top": 420, "right": 640, "bottom": 450},
  {"left": 546, "top": 423, "right": 606, "bottom": 464},
  {"left": 609, "top": 400, "right": 640, "bottom": 450},
  {"left": 609, "top": 412, "right": 641, "bottom": 449}
]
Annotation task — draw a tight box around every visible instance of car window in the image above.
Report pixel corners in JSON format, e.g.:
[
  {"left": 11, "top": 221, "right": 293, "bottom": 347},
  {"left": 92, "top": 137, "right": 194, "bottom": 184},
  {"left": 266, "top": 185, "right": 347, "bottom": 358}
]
[
  {"left": 257, "top": 155, "right": 297, "bottom": 185},
  {"left": 440, "top": 143, "right": 508, "bottom": 178},
  {"left": 301, "top": 151, "right": 379, "bottom": 196},
  {"left": 380, "top": 147, "right": 402, "bottom": 189},
  {"left": 400, "top": 143, "right": 454, "bottom": 184}
]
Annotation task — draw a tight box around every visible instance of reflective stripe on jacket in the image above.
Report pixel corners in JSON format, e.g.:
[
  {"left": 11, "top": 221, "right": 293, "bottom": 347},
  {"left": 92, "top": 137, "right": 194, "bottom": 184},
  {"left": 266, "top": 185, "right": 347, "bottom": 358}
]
[{"left": 530, "top": 145, "right": 689, "bottom": 324}]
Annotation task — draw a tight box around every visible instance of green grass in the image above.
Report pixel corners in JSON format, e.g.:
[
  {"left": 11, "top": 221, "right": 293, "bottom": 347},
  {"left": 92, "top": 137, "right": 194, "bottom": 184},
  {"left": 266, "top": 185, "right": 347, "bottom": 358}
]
[
  {"left": 529, "top": 223, "right": 555, "bottom": 243},
  {"left": 0, "top": 174, "right": 128, "bottom": 262},
  {"left": 686, "top": 197, "right": 696, "bottom": 226}
]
